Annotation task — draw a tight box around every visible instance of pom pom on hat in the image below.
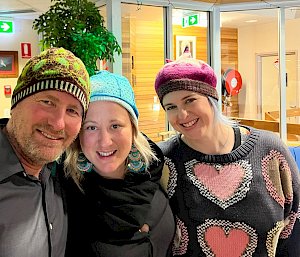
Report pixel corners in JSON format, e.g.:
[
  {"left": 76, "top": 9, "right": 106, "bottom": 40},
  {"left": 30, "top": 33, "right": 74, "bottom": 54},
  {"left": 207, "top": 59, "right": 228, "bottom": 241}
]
[
  {"left": 90, "top": 70, "right": 138, "bottom": 124},
  {"left": 154, "top": 57, "right": 218, "bottom": 106},
  {"left": 12, "top": 47, "right": 90, "bottom": 114}
]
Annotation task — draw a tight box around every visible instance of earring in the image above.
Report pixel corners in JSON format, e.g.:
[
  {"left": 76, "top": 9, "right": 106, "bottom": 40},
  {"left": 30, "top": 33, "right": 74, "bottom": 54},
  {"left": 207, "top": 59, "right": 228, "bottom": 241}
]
[
  {"left": 127, "top": 144, "right": 146, "bottom": 173},
  {"left": 77, "top": 152, "right": 93, "bottom": 173}
]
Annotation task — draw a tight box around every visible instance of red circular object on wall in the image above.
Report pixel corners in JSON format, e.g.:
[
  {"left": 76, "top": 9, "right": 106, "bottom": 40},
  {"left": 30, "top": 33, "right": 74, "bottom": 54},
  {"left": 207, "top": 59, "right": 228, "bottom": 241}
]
[{"left": 223, "top": 69, "right": 242, "bottom": 96}]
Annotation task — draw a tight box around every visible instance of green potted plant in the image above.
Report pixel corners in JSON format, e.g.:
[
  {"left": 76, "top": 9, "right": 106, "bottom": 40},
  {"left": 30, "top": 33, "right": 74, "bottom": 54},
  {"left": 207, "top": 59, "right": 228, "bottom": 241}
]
[{"left": 33, "top": 0, "right": 122, "bottom": 76}]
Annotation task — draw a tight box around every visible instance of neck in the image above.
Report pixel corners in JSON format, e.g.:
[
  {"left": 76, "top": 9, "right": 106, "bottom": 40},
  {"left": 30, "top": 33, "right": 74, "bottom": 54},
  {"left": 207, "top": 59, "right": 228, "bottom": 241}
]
[{"left": 19, "top": 162, "right": 43, "bottom": 178}]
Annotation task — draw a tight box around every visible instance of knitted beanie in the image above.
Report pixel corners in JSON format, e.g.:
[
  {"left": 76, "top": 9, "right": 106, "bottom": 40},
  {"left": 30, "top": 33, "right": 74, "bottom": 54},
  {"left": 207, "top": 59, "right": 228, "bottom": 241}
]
[
  {"left": 154, "top": 58, "right": 218, "bottom": 105},
  {"left": 12, "top": 47, "right": 90, "bottom": 114},
  {"left": 90, "top": 70, "right": 138, "bottom": 124}
]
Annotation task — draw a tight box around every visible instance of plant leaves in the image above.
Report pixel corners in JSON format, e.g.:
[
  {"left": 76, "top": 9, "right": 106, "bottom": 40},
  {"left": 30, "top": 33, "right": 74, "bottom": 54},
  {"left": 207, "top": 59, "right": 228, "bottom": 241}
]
[{"left": 32, "top": 0, "right": 122, "bottom": 76}]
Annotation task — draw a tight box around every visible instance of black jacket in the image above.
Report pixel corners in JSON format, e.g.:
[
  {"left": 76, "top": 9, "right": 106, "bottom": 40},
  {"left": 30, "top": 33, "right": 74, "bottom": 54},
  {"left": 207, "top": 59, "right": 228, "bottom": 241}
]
[{"left": 64, "top": 138, "right": 175, "bottom": 257}]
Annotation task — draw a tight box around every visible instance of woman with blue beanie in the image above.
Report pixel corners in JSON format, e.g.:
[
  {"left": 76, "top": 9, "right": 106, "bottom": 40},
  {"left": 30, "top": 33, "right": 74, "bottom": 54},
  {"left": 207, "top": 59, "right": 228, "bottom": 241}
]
[{"left": 63, "top": 70, "right": 175, "bottom": 257}]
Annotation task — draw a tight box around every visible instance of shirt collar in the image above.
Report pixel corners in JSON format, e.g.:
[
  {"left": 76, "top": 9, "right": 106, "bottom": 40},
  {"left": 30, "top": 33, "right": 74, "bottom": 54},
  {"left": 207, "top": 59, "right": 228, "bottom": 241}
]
[{"left": 0, "top": 122, "right": 24, "bottom": 182}]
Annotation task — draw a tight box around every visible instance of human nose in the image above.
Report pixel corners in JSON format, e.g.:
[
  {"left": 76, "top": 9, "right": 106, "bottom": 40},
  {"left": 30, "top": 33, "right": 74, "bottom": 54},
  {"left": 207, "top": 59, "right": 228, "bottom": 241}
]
[
  {"left": 47, "top": 108, "right": 66, "bottom": 131},
  {"left": 177, "top": 107, "right": 188, "bottom": 119},
  {"left": 97, "top": 129, "right": 113, "bottom": 146}
]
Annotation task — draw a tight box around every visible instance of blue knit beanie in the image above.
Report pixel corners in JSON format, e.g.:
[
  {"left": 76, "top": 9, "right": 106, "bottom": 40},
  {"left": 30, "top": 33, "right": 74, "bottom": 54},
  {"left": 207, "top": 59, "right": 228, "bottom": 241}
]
[{"left": 90, "top": 70, "right": 139, "bottom": 124}]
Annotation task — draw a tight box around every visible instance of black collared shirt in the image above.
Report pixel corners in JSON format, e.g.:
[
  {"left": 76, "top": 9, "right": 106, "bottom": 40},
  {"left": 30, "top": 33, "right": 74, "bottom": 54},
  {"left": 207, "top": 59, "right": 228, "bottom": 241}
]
[{"left": 0, "top": 119, "right": 67, "bottom": 257}]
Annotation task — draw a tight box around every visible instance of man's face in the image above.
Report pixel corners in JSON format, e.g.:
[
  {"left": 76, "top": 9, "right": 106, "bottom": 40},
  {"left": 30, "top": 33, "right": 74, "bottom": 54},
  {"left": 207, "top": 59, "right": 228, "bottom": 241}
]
[{"left": 7, "top": 90, "right": 83, "bottom": 166}]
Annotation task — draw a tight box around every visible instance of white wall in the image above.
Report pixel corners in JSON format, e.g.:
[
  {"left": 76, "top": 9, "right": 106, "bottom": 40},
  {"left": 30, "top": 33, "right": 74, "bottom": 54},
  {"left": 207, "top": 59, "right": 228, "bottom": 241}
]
[
  {"left": 238, "top": 18, "right": 300, "bottom": 119},
  {"left": 0, "top": 18, "right": 39, "bottom": 118}
]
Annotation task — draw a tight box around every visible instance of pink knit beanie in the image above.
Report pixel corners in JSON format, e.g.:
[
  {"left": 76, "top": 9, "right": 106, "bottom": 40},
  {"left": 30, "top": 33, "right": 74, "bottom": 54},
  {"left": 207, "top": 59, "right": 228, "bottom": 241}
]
[{"left": 154, "top": 58, "right": 218, "bottom": 105}]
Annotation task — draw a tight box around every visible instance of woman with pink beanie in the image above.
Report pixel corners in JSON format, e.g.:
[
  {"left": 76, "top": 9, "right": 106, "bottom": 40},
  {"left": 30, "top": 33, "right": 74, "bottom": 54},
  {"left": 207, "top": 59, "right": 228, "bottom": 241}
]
[{"left": 154, "top": 57, "right": 300, "bottom": 256}]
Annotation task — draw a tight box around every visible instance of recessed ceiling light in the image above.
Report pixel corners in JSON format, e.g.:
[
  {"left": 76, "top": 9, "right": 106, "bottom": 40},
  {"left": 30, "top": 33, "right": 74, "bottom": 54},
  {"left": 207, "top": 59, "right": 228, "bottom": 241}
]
[{"left": 245, "top": 19, "right": 257, "bottom": 23}]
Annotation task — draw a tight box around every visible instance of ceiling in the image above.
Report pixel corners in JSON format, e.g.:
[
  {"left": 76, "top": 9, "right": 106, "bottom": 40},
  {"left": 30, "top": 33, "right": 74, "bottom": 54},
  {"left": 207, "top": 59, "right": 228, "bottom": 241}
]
[
  {"left": 193, "top": 0, "right": 266, "bottom": 2},
  {"left": 0, "top": 0, "right": 278, "bottom": 19},
  {"left": 193, "top": 0, "right": 300, "bottom": 3},
  {"left": 0, "top": 0, "right": 53, "bottom": 19},
  {"left": 0, "top": 0, "right": 300, "bottom": 28}
]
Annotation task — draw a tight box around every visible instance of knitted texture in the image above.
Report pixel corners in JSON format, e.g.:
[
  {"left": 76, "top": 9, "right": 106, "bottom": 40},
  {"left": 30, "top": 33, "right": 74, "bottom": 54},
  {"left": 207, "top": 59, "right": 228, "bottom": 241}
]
[
  {"left": 90, "top": 70, "right": 138, "bottom": 124},
  {"left": 12, "top": 47, "right": 90, "bottom": 113},
  {"left": 158, "top": 126, "right": 300, "bottom": 257},
  {"left": 155, "top": 58, "right": 218, "bottom": 105}
]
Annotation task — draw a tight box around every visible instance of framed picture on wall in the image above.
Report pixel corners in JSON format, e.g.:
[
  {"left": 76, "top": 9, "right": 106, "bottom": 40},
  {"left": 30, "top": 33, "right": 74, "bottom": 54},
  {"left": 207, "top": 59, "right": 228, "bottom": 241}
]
[
  {"left": 176, "top": 36, "right": 196, "bottom": 59},
  {"left": 0, "top": 51, "right": 19, "bottom": 78}
]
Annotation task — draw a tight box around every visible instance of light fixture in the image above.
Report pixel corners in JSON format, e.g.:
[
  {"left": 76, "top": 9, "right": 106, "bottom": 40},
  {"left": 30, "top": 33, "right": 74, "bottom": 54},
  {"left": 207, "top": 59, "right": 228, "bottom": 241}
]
[{"left": 245, "top": 19, "right": 258, "bottom": 23}]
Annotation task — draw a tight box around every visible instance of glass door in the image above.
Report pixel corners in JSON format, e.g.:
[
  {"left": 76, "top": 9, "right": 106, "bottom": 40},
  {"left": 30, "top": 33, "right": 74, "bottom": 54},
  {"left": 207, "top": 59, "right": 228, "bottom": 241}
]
[{"left": 121, "top": 3, "right": 165, "bottom": 142}]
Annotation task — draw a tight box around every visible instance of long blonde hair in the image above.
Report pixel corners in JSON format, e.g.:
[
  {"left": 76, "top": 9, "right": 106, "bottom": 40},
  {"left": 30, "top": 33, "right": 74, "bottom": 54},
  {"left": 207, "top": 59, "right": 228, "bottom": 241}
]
[{"left": 64, "top": 113, "right": 158, "bottom": 189}]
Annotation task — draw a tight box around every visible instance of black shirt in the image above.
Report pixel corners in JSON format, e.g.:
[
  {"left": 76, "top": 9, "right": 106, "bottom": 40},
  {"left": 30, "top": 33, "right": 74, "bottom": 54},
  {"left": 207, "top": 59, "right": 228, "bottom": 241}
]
[{"left": 0, "top": 119, "right": 67, "bottom": 257}]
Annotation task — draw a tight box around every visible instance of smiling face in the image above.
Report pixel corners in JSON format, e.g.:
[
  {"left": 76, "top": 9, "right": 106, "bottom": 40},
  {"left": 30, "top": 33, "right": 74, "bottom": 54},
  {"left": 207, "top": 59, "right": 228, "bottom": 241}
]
[
  {"left": 7, "top": 90, "right": 83, "bottom": 167},
  {"left": 162, "top": 90, "right": 215, "bottom": 140},
  {"left": 80, "top": 101, "right": 133, "bottom": 179}
]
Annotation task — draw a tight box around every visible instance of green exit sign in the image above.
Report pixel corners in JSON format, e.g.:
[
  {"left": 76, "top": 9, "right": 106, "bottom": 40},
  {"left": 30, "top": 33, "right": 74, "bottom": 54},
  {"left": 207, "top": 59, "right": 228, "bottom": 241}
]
[
  {"left": 0, "top": 21, "right": 13, "bottom": 33},
  {"left": 182, "top": 14, "right": 199, "bottom": 28}
]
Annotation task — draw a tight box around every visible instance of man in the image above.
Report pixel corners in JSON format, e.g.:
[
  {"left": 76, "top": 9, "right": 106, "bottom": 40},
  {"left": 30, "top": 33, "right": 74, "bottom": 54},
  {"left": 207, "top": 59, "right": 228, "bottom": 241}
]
[{"left": 0, "top": 47, "right": 90, "bottom": 257}]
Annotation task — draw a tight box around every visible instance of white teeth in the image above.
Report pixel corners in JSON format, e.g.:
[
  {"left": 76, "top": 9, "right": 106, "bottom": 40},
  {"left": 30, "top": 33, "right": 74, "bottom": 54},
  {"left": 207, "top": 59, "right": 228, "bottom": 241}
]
[
  {"left": 182, "top": 119, "right": 197, "bottom": 128},
  {"left": 41, "top": 131, "right": 60, "bottom": 140},
  {"left": 98, "top": 151, "right": 114, "bottom": 157}
]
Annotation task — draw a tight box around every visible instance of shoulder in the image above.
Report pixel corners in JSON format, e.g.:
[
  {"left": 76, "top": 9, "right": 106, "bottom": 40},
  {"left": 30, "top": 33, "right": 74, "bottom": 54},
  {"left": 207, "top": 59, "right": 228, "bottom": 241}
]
[
  {"left": 157, "top": 134, "right": 180, "bottom": 156},
  {"left": 241, "top": 126, "right": 294, "bottom": 161},
  {"left": 241, "top": 125, "right": 283, "bottom": 147},
  {"left": 146, "top": 136, "right": 164, "bottom": 162},
  {"left": 0, "top": 118, "right": 9, "bottom": 129},
  {"left": 253, "top": 127, "right": 286, "bottom": 149}
]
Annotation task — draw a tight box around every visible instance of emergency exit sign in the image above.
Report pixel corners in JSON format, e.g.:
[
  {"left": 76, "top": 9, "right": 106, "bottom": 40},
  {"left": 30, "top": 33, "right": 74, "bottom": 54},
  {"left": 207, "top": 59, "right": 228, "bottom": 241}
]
[
  {"left": 0, "top": 21, "right": 13, "bottom": 33},
  {"left": 182, "top": 14, "right": 199, "bottom": 28}
]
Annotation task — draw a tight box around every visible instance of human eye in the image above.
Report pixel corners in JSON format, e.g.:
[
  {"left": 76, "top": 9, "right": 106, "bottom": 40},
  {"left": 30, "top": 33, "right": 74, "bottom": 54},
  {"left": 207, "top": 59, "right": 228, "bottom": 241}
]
[
  {"left": 67, "top": 108, "right": 80, "bottom": 117},
  {"left": 165, "top": 105, "right": 176, "bottom": 111},
  {"left": 185, "top": 97, "right": 196, "bottom": 104},
  {"left": 82, "top": 123, "right": 97, "bottom": 131},
  {"left": 111, "top": 124, "right": 121, "bottom": 129},
  {"left": 86, "top": 125, "right": 97, "bottom": 131}
]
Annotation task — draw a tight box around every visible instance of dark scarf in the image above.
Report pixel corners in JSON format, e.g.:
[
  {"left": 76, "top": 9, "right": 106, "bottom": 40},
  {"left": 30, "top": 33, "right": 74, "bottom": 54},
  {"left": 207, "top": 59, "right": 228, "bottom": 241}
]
[{"left": 82, "top": 141, "right": 164, "bottom": 243}]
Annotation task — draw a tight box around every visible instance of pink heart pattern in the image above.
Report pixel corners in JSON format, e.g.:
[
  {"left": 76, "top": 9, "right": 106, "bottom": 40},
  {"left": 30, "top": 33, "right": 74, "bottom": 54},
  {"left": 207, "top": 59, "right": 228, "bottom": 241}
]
[
  {"left": 197, "top": 219, "right": 258, "bottom": 257},
  {"left": 186, "top": 160, "right": 252, "bottom": 209},
  {"left": 206, "top": 227, "right": 249, "bottom": 257}
]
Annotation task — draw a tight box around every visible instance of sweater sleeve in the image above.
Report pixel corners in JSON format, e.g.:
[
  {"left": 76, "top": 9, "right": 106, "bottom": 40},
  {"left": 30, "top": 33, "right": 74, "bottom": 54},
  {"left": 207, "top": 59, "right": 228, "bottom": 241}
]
[{"left": 275, "top": 140, "right": 300, "bottom": 257}]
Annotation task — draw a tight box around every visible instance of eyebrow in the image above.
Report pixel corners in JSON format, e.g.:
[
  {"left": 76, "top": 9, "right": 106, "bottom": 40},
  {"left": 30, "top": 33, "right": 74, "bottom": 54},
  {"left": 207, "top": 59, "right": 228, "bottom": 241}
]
[
  {"left": 163, "top": 103, "right": 173, "bottom": 108},
  {"left": 44, "top": 94, "right": 60, "bottom": 102},
  {"left": 83, "top": 118, "right": 125, "bottom": 125},
  {"left": 41, "top": 94, "right": 83, "bottom": 113},
  {"left": 82, "top": 120, "right": 97, "bottom": 125}
]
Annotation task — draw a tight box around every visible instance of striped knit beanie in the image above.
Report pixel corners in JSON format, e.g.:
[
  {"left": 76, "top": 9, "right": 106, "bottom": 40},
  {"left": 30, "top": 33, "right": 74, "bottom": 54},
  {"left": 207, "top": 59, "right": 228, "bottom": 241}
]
[
  {"left": 11, "top": 47, "right": 90, "bottom": 114},
  {"left": 90, "top": 70, "right": 138, "bottom": 124},
  {"left": 154, "top": 57, "right": 218, "bottom": 106}
]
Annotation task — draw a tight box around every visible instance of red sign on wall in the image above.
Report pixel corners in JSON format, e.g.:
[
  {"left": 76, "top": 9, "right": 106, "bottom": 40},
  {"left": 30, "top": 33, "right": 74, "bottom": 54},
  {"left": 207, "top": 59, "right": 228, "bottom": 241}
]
[
  {"left": 21, "top": 43, "right": 31, "bottom": 58},
  {"left": 4, "top": 85, "right": 11, "bottom": 96}
]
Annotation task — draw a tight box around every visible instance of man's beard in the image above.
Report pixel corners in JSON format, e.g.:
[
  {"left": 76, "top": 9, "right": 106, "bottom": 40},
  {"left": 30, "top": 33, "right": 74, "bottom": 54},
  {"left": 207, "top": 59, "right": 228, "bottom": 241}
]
[{"left": 7, "top": 122, "right": 66, "bottom": 166}]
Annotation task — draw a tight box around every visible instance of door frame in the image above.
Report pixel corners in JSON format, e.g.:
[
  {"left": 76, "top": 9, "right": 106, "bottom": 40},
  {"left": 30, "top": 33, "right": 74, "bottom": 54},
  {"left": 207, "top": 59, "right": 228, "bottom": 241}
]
[{"left": 256, "top": 51, "right": 298, "bottom": 119}]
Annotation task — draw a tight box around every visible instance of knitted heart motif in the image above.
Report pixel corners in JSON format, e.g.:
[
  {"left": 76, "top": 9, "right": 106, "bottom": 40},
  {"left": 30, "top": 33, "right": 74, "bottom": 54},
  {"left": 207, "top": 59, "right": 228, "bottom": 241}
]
[
  {"left": 194, "top": 163, "right": 244, "bottom": 201},
  {"left": 205, "top": 226, "right": 250, "bottom": 257},
  {"left": 261, "top": 150, "right": 293, "bottom": 207}
]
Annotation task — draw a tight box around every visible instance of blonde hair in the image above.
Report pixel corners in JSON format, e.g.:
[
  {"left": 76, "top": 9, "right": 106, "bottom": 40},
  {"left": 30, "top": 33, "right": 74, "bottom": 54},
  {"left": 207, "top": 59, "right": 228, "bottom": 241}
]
[{"left": 64, "top": 113, "right": 158, "bottom": 189}]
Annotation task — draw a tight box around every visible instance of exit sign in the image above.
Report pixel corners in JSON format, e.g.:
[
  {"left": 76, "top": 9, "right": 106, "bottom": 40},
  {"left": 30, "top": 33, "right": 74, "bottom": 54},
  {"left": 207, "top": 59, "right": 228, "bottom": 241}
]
[
  {"left": 182, "top": 14, "right": 199, "bottom": 28},
  {"left": 0, "top": 21, "right": 13, "bottom": 33}
]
